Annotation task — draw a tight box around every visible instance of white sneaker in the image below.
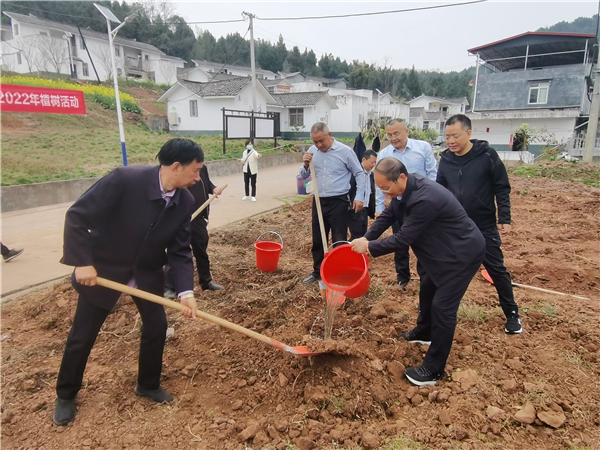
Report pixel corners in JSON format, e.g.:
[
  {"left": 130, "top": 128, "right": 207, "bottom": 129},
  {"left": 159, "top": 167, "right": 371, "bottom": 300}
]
[
  {"left": 251, "top": 197, "right": 257, "bottom": 202},
  {"left": 242, "top": 196, "right": 249, "bottom": 201}
]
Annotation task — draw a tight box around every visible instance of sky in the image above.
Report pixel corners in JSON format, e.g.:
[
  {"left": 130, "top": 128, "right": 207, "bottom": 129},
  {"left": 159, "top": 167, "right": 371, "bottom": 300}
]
[{"left": 172, "top": 0, "right": 599, "bottom": 72}]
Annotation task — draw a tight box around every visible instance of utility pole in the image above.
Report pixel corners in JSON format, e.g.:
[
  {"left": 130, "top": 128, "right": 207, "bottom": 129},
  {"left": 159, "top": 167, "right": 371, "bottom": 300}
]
[
  {"left": 583, "top": 68, "right": 600, "bottom": 163},
  {"left": 243, "top": 11, "right": 258, "bottom": 112}
]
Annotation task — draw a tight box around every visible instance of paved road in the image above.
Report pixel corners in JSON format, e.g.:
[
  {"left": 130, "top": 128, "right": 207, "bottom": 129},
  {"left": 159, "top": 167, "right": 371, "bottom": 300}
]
[{"left": 1, "top": 163, "right": 306, "bottom": 299}]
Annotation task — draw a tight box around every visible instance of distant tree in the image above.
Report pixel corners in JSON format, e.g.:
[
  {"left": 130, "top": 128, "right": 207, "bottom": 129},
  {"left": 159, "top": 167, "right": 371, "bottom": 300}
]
[
  {"left": 303, "top": 49, "right": 320, "bottom": 76},
  {"left": 537, "top": 15, "right": 598, "bottom": 34},
  {"left": 191, "top": 30, "right": 217, "bottom": 61},
  {"left": 406, "top": 66, "right": 421, "bottom": 99},
  {"left": 347, "top": 62, "right": 377, "bottom": 89},
  {"left": 165, "top": 15, "right": 195, "bottom": 61},
  {"left": 39, "top": 36, "right": 70, "bottom": 73},
  {"left": 274, "top": 35, "right": 287, "bottom": 72},
  {"left": 286, "top": 46, "right": 303, "bottom": 72}
]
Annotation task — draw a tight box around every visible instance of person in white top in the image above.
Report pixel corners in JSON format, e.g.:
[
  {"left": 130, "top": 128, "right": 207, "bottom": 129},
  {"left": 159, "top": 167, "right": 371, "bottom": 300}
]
[{"left": 239, "top": 140, "right": 262, "bottom": 202}]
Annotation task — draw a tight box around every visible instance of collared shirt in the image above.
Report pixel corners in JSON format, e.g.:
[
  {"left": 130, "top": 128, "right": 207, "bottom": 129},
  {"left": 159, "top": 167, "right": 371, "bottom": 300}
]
[
  {"left": 157, "top": 171, "right": 192, "bottom": 298},
  {"left": 375, "top": 138, "right": 438, "bottom": 212},
  {"left": 299, "top": 138, "right": 367, "bottom": 202},
  {"left": 158, "top": 171, "right": 176, "bottom": 207}
]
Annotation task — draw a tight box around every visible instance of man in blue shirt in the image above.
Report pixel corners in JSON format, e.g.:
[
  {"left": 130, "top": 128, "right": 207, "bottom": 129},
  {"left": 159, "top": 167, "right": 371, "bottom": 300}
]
[
  {"left": 299, "top": 123, "right": 367, "bottom": 284},
  {"left": 376, "top": 119, "right": 438, "bottom": 288},
  {"left": 348, "top": 150, "right": 377, "bottom": 240}
]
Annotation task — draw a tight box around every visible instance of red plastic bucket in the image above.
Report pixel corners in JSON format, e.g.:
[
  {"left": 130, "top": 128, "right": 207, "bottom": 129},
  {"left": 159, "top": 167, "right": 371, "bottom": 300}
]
[
  {"left": 254, "top": 231, "right": 283, "bottom": 272},
  {"left": 320, "top": 243, "right": 370, "bottom": 298}
]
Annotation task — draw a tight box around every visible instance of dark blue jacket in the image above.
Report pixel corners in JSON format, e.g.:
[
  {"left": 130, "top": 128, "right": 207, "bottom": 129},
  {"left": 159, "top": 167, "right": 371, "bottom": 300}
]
[
  {"left": 365, "top": 174, "right": 485, "bottom": 286},
  {"left": 61, "top": 165, "right": 195, "bottom": 308}
]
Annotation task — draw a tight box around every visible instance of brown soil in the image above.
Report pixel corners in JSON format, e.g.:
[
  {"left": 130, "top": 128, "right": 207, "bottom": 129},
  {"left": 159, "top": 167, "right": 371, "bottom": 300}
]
[
  {"left": 2, "top": 176, "right": 599, "bottom": 450},
  {"left": 126, "top": 86, "right": 167, "bottom": 117}
]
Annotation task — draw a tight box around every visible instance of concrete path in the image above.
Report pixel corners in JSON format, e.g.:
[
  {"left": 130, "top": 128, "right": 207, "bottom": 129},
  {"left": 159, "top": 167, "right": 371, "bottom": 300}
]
[{"left": 1, "top": 163, "right": 306, "bottom": 298}]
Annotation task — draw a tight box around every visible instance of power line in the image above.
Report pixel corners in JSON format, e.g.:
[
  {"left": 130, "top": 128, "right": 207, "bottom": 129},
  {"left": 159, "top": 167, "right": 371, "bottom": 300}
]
[{"left": 255, "top": 0, "right": 488, "bottom": 21}]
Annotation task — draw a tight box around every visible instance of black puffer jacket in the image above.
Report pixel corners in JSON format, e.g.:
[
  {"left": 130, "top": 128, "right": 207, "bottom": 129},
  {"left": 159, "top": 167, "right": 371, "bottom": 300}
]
[{"left": 437, "top": 140, "right": 511, "bottom": 230}]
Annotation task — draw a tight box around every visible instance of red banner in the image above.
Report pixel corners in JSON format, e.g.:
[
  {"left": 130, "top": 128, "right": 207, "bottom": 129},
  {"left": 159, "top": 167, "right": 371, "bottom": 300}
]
[{"left": 0, "top": 84, "right": 86, "bottom": 115}]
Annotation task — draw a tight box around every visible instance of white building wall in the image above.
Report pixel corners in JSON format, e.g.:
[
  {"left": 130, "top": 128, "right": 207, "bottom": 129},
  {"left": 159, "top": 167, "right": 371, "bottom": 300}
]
[
  {"left": 3, "top": 18, "right": 180, "bottom": 84},
  {"left": 167, "top": 85, "right": 269, "bottom": 133},
  {"left": 470, "top": 117, "right": 577, "bottom": 148}
]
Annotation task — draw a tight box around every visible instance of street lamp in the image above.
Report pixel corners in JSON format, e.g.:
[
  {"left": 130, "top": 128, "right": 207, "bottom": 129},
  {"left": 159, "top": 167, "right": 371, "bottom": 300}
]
[
  {"left": 376, "top": 88, "right": 383, "bottom": 118},
  {"left": 63, "top": 32, "right": 75, "bottom": 78},
  {"left": 94, "top": 3, "right": 136, "bottom": 166}
]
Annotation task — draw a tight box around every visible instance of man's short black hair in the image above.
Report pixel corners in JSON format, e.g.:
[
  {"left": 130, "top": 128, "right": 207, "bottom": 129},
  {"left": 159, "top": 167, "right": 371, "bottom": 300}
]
[
  {"left": 374, "top": 157, "right": 408, "bottom": 181},
  {"left": 445, "top": 114, "right": 471, "bottom": 131},
  {"left": 362, "top": 149, "right": 377, "bottom": 160},
  {"left": 156, "top": 138, "right": 204, "bottom": 166}
]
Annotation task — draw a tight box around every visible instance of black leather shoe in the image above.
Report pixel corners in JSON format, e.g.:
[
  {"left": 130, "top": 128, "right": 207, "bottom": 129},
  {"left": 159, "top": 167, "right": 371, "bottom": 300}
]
[
  {"left": 302, "top": 274, "right": 320, "bottom": 284},
  {"left": 202, "top": 282, "right": 223, "bottom": 291},
  {"left": 53, "top": 398, "right": 76, "bottom": 426},
  {"left": 134, "top": 385, "right": 174, "bottom": 403}
]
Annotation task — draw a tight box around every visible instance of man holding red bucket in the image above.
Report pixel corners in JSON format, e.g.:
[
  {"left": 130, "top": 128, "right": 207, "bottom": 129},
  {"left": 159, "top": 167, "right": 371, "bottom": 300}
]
[{"left": 351, "top": 158, "right": 485, "bottom": 387}]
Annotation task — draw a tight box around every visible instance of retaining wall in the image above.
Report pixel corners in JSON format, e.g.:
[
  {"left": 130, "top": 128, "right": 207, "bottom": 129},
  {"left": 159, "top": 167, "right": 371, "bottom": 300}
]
[{"left": 1, "top": 152, "right": 304, "bottom": 213}]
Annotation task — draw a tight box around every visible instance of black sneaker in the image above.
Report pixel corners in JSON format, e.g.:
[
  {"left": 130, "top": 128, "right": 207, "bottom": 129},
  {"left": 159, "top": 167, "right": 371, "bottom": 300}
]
[
  {"left": 398, "top": 329, "right": 431, "bottom": 345},
  {"left": 405, "top": 366, "right": 442, "bottom": 386},
  {"left": 134, "top": 385, "right": 174, "bottom": 403},
  {"left": 3, "top": 248, "right": 24, "bottom": 262},
  {"left": 505, "top": 314, "right": 523, "bottom": 334},
  {"left": 398, "top": 279, "right": 409, "bottom": 291}
]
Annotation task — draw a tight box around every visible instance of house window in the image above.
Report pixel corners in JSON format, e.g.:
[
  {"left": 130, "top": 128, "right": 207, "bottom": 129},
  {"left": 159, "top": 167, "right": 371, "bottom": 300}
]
[
  {"left": 39, "top": 31, "right": 48, "bottom": 36},
  {"left": 14, "top": 24, "right": 19, "bottom": 35},
  {"left": 528, "top": 82, "right": 549, "bottom": 105},
  {"left": 17, "top": 53, "right": 22, "bottom": 65},
  {"left": 423, "top": 121, "right": 430, "bottom": 130},
  {"left": 189, "top": 100, "right": 198, "bottom": 117},
  {"left": 82, "top": 63, "right": 89, "bottom": 77},
  {"left": 290, "top": 108, "right": 304, "bottom": 127},
  {"left": 80, "top": 38, "right": 86, "bottom": 50},
  {"left": 115, "top": 46, "right": 120, "bottom": 57}
]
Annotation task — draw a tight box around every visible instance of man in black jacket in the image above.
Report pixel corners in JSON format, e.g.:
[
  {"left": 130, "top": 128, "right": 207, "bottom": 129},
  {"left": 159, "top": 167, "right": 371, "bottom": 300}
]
[
  {"left": 437, "top": 114, "right": 522, "bottom": 334},
  {"left": 164, "top": 164, "right": 224, "bottom": 294},
  {"left": 351, "top": 158, "right": 485, "bottom": 386},
  {"left": 53, "top": 139, "right": 201, "bottom": 426},
  {"left": 348, "top": 150, "right": 377, "bottom": 239}
]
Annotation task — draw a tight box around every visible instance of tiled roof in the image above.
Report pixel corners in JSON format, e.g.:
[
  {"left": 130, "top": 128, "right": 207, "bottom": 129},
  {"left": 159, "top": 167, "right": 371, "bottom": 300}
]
[
  {"left": 409, "top": 107, "right": 426, "bottom": 118},
  {"left": 424, "top": 111, "right": 443, "bottom": 121},
  {"left": 191, "top": 60, "right": 276, "bottom": 78},
  {"left": 270, "top": 91, "right": 328, "bottom": 107},
  {"left": 178, "top": 78, "right": 250, "bottom": 97},
  {"left": 4, "top": 11, "right": 164, "bottom": 54}
]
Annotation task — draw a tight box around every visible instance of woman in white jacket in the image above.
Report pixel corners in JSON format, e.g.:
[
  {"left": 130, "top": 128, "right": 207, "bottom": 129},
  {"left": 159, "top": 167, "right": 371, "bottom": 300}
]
[{"left": 239, "top": 140, "right": 261, "bottom": 202}]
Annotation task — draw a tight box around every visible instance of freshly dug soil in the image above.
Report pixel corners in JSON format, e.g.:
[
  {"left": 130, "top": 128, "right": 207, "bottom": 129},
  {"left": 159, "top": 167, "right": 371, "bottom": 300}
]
[{"left": 1, "top": 175, "right": 599, "bottom": 450}]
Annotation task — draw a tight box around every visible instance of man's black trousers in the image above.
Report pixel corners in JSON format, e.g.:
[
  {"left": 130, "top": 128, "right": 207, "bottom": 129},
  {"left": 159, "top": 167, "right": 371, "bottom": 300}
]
[
  {"left": 392, "top": 218, "right": 411, "bottom": 283},
  {"left": 56, "top": 286, "right": 167, "bottom": 400},
  {"left": 348, "top": 209, "right": 368, "bottom": 240},
  {"left": 413, "top": 249, "right": 484, "bottom": 375},
  {"left": 481, "top": 227, "right": 519, "bottom": 317},
  {"left": 191, "top": 218, "right": 212, "bottom": 289},
  {"left": 311, "top": 195, "right": 349, "bottom": 277}
]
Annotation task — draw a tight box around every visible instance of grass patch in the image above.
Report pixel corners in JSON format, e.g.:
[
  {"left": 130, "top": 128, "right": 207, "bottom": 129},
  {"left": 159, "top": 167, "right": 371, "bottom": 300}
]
[
  {"left": 509, "top": 161, "right": 600, "bottom": 187},
  {"left": 563, "top": 350, "right": 592, "bottom": 369},
  {"left": 457, "top": 301, "right": 487, "bottom": 324},
  {"left": 527, "top": 302, "right": 558, "bottom": 318},
  {"left": 384, "top": 436, "right": 422, "bottom": 450},
  {"left": 1, "top": 103, "right": 296, "bottom": 186}
]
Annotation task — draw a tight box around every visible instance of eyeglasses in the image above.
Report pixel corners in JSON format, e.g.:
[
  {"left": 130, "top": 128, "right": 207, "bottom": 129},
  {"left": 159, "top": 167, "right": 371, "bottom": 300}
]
[
  {"left": 386, "top": 131, "right": 402, "bottom": 139},
  {"left": 380, "top": 182, "right": 396, "bottom": 194}
]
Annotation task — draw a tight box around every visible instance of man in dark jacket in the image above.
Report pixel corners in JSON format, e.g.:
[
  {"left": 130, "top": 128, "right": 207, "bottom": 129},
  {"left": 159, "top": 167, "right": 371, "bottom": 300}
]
[
  {"left": 351, "top": 158, "right": 485, "bottom": 386},
  {"left": 53, "top": 139, "right": 202, "bottom": 426},
  {"left": 348, "top": 150, "right": 377, "bottom": 239},
  {"left": 437, "top": 114, "right": 522, "bottom": 334},
  {"left": 164, "top": 164, "right": 224, "bottom": 294}
]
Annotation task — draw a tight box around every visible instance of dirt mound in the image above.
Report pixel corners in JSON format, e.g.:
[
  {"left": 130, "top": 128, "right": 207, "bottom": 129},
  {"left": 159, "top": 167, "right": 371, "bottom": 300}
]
[{"left": 1, "top": 176, "right": 599, "bottom": 450}]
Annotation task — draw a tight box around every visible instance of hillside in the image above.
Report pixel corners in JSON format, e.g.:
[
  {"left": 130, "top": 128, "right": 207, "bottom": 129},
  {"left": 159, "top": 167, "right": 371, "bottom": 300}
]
[{"left": 0, "top": 84, "right": 288, "bottom": 186}]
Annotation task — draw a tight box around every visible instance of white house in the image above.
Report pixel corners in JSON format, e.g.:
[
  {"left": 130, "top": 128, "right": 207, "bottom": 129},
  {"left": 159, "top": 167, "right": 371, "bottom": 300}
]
[
  {"left": 267, "top": 91, "right": 338, "bottom": 136},
  {"left": 407, "top": 94, "right": 469, "bottom": 133},
  {"left": 158, "top": 77, "right": 276, "bottom": 134},
  {"left": 2, "top": 11, "right": 185, "bottom": 85},
  {"left": 467, "top": 31, "right": 596, "bottom": 155}
]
